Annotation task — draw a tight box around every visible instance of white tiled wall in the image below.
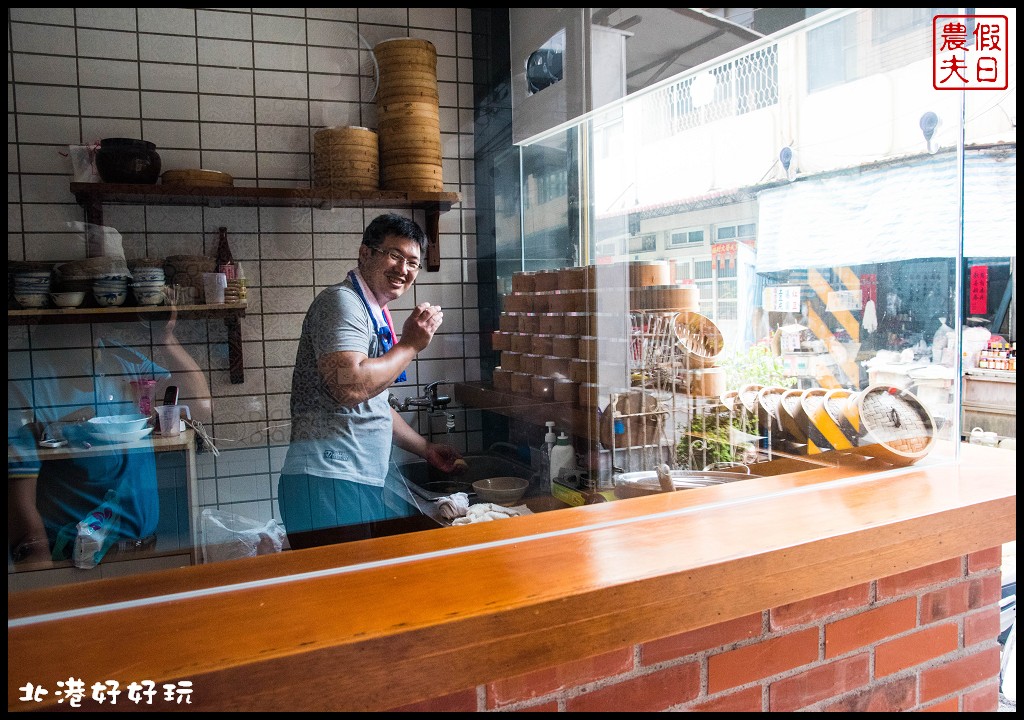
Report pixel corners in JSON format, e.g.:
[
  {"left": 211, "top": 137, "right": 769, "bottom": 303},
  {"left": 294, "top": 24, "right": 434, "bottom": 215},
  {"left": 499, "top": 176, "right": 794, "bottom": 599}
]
[{"left": 7, "top": 8, "right": 484, "bottom": 530}]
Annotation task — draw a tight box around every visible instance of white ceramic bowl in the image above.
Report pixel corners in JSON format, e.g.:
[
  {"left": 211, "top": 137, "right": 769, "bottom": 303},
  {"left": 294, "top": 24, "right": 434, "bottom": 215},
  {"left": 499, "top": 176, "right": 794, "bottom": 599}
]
[
  {"left": 49, "top": 291, "right": 86, "bottom": 307},
  {"left": 94, "top": 289, "right": 127, "bottom": 307},
  {"left": 87, "top": 413, "right": 150, "bottom": 435},
  {"left": 134, "top": 289, "right": 165, "bottom": 306},
  {"left": 472, "top": 477, "right": 529, "bottom": 506},
  {"left": 14, "top": 292, "right": 49, "bottom": 309}
]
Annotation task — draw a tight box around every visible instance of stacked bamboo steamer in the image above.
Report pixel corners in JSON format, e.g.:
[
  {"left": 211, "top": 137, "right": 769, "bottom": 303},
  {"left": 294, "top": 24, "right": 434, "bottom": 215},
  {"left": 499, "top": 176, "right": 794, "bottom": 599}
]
[
  {"left": 312, "top": 126, "right": 379, "bottom": 192},
  {"left": 374, "top": 38, "right": 443, "bottom": 192}
]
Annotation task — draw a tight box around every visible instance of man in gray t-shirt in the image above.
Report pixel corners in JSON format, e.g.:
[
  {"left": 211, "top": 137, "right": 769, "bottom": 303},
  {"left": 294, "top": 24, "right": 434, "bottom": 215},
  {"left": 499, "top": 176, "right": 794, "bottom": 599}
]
[{"left": 278, "top": 214, "right": 462, "bottom": 545}]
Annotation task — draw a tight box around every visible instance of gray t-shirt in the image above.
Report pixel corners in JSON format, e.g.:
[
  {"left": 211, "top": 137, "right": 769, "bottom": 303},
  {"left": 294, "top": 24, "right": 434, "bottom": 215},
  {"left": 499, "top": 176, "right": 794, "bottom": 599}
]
[{"left": 280, "top": 278, "right": 393, "bottom": 485}]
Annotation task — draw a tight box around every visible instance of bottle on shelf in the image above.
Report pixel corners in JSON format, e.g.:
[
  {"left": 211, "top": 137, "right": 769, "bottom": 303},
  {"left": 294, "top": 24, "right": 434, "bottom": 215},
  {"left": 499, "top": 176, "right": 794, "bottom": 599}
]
[
  {"left": 216, "top": 226, "right": 235, "bottom": 279},
  {"left": 549, "top": 432, "right": 576, "bottom": 484},
  {"left": 539, "top": 421, "right": 557, "bottom": 493}
]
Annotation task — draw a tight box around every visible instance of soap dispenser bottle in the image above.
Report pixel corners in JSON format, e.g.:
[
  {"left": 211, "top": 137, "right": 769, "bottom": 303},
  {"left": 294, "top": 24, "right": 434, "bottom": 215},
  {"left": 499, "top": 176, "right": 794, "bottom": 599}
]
[
  {"left": 549, "top": 432, "right": 575, "bottom": 485},
  {"left": 541, "top": 421, "right": 557, "bottom": 492}
]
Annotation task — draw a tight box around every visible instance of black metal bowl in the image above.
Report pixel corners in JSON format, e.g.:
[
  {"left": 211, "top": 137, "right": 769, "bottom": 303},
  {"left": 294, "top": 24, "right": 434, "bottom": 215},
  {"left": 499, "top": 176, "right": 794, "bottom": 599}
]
[{"left": 95, "top": 138, "right": 161, "bottom": 184}]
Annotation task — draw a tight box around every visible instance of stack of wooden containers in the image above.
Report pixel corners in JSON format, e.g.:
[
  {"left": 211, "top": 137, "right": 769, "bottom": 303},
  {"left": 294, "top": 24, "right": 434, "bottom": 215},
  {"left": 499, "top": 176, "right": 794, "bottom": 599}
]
[
  {"left": 312, "top": 126, "right": 379, "bottom": 192},
  {"left": 491, "top": 262, "right": 723, "bottom": 410},
  {"left": 374, "top": 38, "right": 444, "bottom": 192}
]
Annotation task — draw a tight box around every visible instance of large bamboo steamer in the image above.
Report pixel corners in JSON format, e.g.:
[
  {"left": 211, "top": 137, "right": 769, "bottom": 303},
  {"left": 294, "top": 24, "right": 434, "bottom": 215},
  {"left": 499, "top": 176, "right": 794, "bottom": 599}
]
[
  {"left": 377, "top": 100, "right": 441, "bottom": 120},
  {"left": 374, "top": 37, "right": 437, "bottom": 59},
  {"left": 378, "top": 136, "right": 442, "bottom": 154},
  {"left": 375, "top": 86, "right": 440, "bottom": 104},
  {"left": 381, "top": 161, "right": 444, "bottom": 178},
  {"left": 374, "top": 38, "right": 442, "bottom": 192},
  {"left": 377, "top": 115, "right": 440, "bottom": 132}
]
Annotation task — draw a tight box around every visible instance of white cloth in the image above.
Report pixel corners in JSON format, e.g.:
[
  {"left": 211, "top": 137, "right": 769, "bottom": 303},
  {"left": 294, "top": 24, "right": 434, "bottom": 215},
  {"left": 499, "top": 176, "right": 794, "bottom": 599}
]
[
  {"left": 862, "top": 299, "right": 877, "bottom": 334},
  {"left": 451, "top": 503, "right": 531, "bottom": 525},
  {"left": 434, "top": 492, "right": 471, "bottom": 520}
]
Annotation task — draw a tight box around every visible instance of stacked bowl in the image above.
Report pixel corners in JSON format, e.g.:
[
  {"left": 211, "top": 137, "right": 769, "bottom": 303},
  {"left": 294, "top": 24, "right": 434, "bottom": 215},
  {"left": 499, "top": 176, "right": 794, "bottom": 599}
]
[
  {"left": 12, "top": 268, "right": 53, "bottom": 309},
  {"left": 131, "top": 266, "right": 166, "bottom": 306},
  {"left": 93, "top": 275, "right": 129, "bottom": 307},
  {"left": 53, "top": 256, "right": 130, "bottom": 306}
]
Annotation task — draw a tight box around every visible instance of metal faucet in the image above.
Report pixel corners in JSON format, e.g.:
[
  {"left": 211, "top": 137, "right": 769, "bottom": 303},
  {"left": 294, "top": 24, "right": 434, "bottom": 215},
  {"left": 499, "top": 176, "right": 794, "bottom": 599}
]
[{"left": 391, "top": 380, "right": 452, "bottom": 414}]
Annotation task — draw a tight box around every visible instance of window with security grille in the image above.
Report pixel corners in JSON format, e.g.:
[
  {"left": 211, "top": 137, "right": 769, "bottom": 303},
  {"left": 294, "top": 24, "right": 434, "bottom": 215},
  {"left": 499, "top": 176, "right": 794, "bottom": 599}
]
[{"left": 642, "top": 42, "right": 779, "bottom": 138}]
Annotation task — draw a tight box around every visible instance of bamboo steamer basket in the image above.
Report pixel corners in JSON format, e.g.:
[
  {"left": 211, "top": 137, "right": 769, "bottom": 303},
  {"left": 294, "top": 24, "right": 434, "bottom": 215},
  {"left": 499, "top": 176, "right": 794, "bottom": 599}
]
[
  {"left": 379, "top": 146, "right": 442, "bottom": 165},
  {"left": 823, "top": 388, "right": 863, "bottom": 448},
  {"left": 503, "top": 293, "right": 530, "bottom": 312},
  {"left": 530, "top": 334, "right": 553, "bottom": 356},
  {"left": 539, "top": 312, "right": 563, "bottom": 335},
  {"left": 161, "top": 169, "right": 233, "bottom": 187},
  {"left": 492, "top": 368, "right": 512, "bottom": 392},
  {"left": 800, "top": 387, "right": 848, "bottom": 453},
  {"left": 629, "top": 260, "right": 670, "bottom": 287},
  {"left": 631, "top": 284, "right": 700, "bottom": 312},
  {"left": 501, "top": 351, "right": 521, "bottom": 372},
  {"left": 695, "top": 366, "right": 726, "bottom": 398},
  {"left": 375, "top": 46, "right": 437, "bottom": 70},
  {"left": 551, "top": 334, "right": 580, "bottom": 359},
  {"left": 533, "top": 270, "right": 560, "bottom": 292},
  {"left": 380, "top": 163, "right": 443, "bottom": 182},
  {"left": 778, "top": 388, "right": 810, "bottom": 444},
  {"left": 850, "top": 385, "right": 936, "bottom": 466},
  {"left": 553, "top": 378, "right": 578, "bottom": 404},
  {"left": 578, "top": 382, "right": 604, "bottom": 409},
  {"left": 520, "top": 353, "right": 543, "bottom": 375},
  {"left": 511, "top": 271, "right": 537, "bottom": 292},
  {"left": 541, "top": 355, "right": 571, "bottom": 379},
  {"left": 755, "top": 386, "right": 788, "bottom": 435},
  {"left": 518, "top": 313, "right": 540, "bottom": 334},
  {"left": 569, "top": 358, "right": 596, "bottom": 384},
  {"left": 377, "top": 99, "right": 440, "bottom": 120},
  {"left": 491, "top": 331, "right": 511, "bottom": 351},
  {"left": 736, "top": 384, "right": 763, "bottom": 427},
  {"left": 563, "top": 312, "right": 596, "bottom": 336},
  {"left": 673, "top": 311, "right": 725, "bottom": 368},
  {"left": 558, "top": 266, "right": 588, "bottom": 290},
  {"left": 510, "top": 372, "right": 533, "bottom": 395},
  {"left": 531, "top": 375, "right": 555, "bottom": 400},
  {"left": 498, "top": 313, "right": 518, "bottom": 332},
  {"left": 510, "top": 333, "right": 532, "bottom": 353},
  {"left": 312, "top": 126, "right": 379, "bottom": 191}
]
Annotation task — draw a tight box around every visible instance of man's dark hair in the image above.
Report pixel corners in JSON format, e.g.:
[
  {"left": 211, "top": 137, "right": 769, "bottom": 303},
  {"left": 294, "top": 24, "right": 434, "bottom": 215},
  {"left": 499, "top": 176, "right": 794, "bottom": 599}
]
[{"left": 362, "top": 213, "right": 427, "bottom": 254}]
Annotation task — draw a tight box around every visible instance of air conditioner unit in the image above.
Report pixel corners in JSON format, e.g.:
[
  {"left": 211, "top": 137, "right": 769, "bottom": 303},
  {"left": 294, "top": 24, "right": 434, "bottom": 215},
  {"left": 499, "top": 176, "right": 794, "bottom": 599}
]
[{"left": 510, "top": 9, "right": 629, "bottom": 144}]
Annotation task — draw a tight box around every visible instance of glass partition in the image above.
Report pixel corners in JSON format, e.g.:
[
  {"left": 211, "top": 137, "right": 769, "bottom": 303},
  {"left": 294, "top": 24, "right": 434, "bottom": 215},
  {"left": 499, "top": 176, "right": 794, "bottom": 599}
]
[{"left": 490, "top": 8, "right": 1015, "bottom": 491}]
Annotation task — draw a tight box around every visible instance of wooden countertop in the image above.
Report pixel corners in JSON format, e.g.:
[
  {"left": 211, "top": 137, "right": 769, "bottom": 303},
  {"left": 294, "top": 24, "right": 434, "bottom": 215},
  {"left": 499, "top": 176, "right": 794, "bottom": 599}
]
[{"left": 7, "top": 441, "right": 1016, "bottom": 711}]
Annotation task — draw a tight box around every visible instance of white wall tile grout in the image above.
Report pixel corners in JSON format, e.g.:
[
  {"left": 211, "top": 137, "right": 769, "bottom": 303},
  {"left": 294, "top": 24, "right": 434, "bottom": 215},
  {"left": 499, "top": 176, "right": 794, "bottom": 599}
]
[{"left": 8, "top": 8, "right": 483, "bottom": 531}]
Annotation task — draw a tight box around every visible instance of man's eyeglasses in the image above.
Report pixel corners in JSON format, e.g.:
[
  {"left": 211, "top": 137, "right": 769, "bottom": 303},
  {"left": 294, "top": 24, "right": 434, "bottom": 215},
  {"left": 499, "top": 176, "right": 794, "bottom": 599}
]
[{"left": 370, "top": 246, "right": 421, "bottom": 272}]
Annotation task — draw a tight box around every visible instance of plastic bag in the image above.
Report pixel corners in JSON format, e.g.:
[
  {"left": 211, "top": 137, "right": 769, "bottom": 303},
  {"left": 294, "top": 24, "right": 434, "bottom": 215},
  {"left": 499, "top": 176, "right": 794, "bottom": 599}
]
[
  {"left": 200, "top": 508, "right": 286, "bottom": 563},
  {"left": 52, "top": 489, "right": 123, "bottom": 569}
]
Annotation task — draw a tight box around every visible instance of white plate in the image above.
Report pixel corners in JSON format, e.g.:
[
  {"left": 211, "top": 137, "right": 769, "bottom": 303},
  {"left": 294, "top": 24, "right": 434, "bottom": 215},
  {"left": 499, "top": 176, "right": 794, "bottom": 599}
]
[{"left": 86, "top": 426, "right": 154, "bottom": 444}]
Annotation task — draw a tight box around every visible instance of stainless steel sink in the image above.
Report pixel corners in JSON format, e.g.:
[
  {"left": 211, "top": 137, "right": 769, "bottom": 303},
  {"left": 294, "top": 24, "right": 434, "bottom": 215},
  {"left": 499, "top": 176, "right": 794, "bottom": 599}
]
[{"left": 397, "top": 453, "right": 535, "bottom": 502}]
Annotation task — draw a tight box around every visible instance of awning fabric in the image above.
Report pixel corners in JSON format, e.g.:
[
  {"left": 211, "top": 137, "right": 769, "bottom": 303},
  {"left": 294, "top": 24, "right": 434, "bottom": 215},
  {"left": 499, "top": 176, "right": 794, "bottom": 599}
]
[{"left": 755, "top": 147, "right": 1016, "bottom": 273}]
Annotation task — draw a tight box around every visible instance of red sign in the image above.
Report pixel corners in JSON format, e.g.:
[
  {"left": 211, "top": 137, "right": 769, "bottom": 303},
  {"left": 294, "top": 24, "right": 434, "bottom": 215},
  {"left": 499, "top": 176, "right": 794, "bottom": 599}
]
[
  {"left": 969, "top": 265, "right": 989, "bottom": 314},
  {"left": 933, "top": 15, "right": 1009, "bottom": 90}
]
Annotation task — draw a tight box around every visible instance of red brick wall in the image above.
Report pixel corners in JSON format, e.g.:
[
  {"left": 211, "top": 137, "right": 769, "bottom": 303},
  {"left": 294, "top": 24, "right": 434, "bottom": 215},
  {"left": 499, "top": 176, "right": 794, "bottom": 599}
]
[{"left": 390, "top": 547, "right": 1004, "bottom": 712}]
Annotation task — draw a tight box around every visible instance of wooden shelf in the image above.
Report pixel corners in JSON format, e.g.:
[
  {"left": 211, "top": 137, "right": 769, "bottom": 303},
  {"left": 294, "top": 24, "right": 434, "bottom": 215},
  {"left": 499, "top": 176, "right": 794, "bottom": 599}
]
[
  {"left": 10, "top": 303, "right": 247, "bottom": 384},
  {"left": 70, "top": 183, "right": 460, "bottom": 273},
  {"left": 7, "top": 302, "right": 246, "bottom": 325}
]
